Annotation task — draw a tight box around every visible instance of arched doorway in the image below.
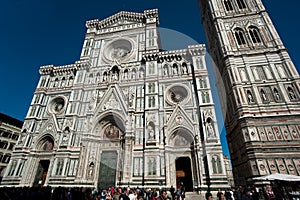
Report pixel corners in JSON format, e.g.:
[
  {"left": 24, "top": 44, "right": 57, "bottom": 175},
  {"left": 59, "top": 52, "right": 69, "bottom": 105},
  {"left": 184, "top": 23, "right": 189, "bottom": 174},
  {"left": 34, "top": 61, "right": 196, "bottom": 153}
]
[
  {"left": 176, "top": 157, "right": 193, "bottom": 192},
  {"left": 94, "top": 114, "right": 125, "bottom": 189},
  {"left": 33, "top": 135, "right": 54, "bottom": 187}
]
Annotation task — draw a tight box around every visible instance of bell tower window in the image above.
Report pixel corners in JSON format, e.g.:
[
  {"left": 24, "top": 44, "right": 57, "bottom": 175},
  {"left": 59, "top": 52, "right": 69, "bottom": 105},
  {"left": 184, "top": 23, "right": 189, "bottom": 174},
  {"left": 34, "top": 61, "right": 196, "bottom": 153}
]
[
  {"left": 234, "top": 28, "right": 246, "bottom": 45},
  {"left": 236, "top": 0, "right": 246, "bottom": 9},
  {"left": 224, "top": 0, "right": 233, "bottom": 11},
  {"left": 249, "top": 26, "right": 262, "bottom": 44}
]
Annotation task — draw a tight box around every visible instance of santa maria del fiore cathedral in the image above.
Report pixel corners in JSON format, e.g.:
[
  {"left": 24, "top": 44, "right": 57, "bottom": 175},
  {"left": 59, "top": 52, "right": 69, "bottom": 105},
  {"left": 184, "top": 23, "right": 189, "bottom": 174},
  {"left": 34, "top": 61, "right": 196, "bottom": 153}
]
[{"left": 1, "top": 9, "right": 229, "bottom": 192}]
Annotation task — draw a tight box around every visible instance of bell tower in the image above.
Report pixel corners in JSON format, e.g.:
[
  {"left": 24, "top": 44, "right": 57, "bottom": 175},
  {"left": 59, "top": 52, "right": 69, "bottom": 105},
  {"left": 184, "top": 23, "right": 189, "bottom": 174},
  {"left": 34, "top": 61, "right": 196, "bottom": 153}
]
[{"left": 199, "top": 0, "right": 300, "bottom": 185}]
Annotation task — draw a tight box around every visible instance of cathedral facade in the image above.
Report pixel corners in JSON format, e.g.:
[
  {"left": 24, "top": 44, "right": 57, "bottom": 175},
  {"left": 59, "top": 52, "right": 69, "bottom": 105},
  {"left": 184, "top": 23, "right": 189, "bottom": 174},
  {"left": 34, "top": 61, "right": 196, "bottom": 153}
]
[
  {"left": 199, "top": 0, "right": 300, "bottom": 185},
  {"left": 1, "top": 9, "right": 229, "bottom": 191}
]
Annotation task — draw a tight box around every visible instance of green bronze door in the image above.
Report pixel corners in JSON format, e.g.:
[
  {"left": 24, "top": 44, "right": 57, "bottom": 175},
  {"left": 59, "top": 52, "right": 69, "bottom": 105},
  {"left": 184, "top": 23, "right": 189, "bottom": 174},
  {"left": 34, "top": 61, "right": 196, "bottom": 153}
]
[{"left": 98, "top": 151, "right": 118, "bottom": 188}]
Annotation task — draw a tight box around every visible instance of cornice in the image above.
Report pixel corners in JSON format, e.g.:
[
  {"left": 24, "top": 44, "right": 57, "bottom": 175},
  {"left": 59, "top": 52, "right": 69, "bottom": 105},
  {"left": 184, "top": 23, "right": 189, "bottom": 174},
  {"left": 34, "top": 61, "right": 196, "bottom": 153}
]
[
  {"left": 39, "top": 59, "right": 91, "bottom": 76},
  {"left": 142, "top": 44, "right": 206, "bottom": 62}
]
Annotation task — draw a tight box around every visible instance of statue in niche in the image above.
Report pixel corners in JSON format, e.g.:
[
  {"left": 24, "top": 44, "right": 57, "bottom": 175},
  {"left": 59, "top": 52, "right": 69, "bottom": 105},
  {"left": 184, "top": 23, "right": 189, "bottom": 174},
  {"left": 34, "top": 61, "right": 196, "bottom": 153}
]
[
  {"left": 274, "top": 88, "right": 281, "bottom": 101},
  {"left": 88, "top": 96, "right": 97, "bottom": 111},
  {"left": 247, "top": 91, "right": 254, "bottom": 103},
  {"left": 88, "top": 162, "right": 95, "bottom": 177},
  {"left": 147, "top": 124, "right": 155, "bottom": 140},
  {"left": 62, "top": 128, "right": 70, "bottom": 144},
  {"left": 288, "top": 87, "right": 296, "bottom": 100},
  {"left": 163, "top": 66, "right": 169, "bottom": 76},
  {"left": 103, "top": 72, "right": 108, "bottom": 82},
  {"left": 18, "top": 130, "right": 27, "bottom": 145},
  {"left": 207, "top": 122, "right": 216, "bottom": 137},
  {"left": 129, "top": 93, "right": 135, "bottom": 107},
  {"left": 182, "top": 64, "right": 188, "bottom": 74},
  {"left": 112, "top": 71, "right": 119, "bottom": 81},
  {"left": 140, "top": 68, "right": 144, "bottom": 78},
  {"left": 173, "top": 65, "right": 178, "bottom": 75}
]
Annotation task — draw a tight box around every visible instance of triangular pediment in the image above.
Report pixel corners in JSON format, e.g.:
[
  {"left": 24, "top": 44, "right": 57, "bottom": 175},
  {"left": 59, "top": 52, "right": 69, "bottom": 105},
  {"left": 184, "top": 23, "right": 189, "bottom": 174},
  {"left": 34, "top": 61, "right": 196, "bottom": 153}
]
[
  {"left": 39, "top": 115, "right": 60, "bottom": 134},
  {"left": 86, "top": 9, "right": 159, "bottom": 30},
  {"left": 166, "top": 105, "right": 194, "bottom": 133},
  {"left": 86, "top": 11, "right": 144, "bottom": 29},
  {"left": 95, "top": 85, "right": 127, "bottom": 118}
]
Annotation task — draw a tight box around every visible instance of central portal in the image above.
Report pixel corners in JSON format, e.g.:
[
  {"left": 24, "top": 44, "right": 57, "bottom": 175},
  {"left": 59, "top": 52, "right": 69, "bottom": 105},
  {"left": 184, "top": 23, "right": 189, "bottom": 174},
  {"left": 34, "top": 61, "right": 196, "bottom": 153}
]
[
  {"left": 176, "top": 157, "right": 193, "bottom": 192},
  {"left": 98, "top": 151, "right": 118, "bottom": 189},
  {"left": 33, "top": 160, "right": 50, "bottom": 187}
]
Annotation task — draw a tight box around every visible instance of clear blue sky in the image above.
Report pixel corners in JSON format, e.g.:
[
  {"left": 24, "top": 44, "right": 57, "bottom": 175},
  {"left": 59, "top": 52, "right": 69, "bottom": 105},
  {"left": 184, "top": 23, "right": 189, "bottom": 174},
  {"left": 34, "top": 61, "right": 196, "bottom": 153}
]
[{"left": 0, "top": 0, "right": 299, "bottom": 156}]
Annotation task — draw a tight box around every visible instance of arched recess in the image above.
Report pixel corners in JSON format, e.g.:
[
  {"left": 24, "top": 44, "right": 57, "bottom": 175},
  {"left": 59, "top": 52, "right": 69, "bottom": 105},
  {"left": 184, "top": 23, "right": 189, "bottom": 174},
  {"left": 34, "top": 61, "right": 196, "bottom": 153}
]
[
  {"left": 93, "top": 111, "right": 126, "bottom": 136},
  {"left": 35, "top": 134, "right": 55, "bottom": 151},
  {"left": 168, "top": 127, "right": 197, "bottom": 192},
  {"left": 93, "top": 111, "right": 126, "bottom": 189}
]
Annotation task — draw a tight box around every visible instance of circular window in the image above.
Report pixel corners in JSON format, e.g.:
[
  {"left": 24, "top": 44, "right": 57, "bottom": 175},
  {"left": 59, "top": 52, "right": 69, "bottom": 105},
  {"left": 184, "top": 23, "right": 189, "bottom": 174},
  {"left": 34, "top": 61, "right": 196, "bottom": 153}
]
[
  {"left": 48, "top": 97, "right": 66, "bottom": 114},
  {"left": 104, "top": 38, "right": 134, "bottom": 62},
  {"left": 166, "top": 84, "right": 190, "bottom": 105}
]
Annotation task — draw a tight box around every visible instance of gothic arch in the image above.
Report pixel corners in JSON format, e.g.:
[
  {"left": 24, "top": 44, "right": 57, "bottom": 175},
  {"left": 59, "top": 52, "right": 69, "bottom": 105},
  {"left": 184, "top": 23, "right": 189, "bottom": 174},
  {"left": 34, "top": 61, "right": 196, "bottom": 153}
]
[
  {"left": 233, "top": 27, "right": 247, "bottom": 46},
  {"left": 236, "top": 0, "right": 247, "bottom": 9},
  {"left": 168, "top": 127, "right": 195, "bottom": 147},
  {"left": 248, "top": 26, "right": 262, "bottom": 44},
  {"left": 93, "top": 111, "right": 126, "bottom": 134},
  {"left": 35, "top": 134, "right": 55, "bottom": 151}
]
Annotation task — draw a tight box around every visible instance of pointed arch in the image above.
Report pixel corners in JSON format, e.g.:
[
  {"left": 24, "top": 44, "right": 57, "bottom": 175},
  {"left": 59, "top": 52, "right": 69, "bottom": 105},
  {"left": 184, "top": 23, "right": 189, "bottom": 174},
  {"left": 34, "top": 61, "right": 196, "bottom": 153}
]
[
  {"left": 224, "top": 0, "right": 234, "bottom": 11},
  {"left": 248, "top": 26, "right": 262, "bottom": 44},
  {"left": 163, "top": 64, "right": 169, "bottom": 76},
  {"left": 236, "top": 0, "right": 246, "bottom": 9},
  {"left": 36, "top": 134, "right": 54, "bottom": 151},
  {"left": 234, "top": 28, "right": 246, "bottom": 45}
]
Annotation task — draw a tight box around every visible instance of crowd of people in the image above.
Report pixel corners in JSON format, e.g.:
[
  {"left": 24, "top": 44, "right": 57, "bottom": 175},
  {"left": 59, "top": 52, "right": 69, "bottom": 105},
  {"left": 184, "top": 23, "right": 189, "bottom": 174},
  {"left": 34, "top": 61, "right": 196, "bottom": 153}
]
[
  {"left": 0, "top": 186, "right": 185, "bottom": 200},
  {"left": 205, "top": 185, "right": 293, "bottom": 200},
  {"left": 0, "top": 184, "right": 296, "bottom": 200}
]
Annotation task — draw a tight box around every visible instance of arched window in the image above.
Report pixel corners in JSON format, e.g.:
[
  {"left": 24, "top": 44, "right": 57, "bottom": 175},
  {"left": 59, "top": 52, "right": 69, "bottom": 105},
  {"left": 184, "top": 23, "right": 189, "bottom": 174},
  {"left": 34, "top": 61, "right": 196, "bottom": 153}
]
[
  {"left": 68, "top": 76, "right": 74, "bottom": 86},
  {"left": 217, "top": 157, "right": 223, "bottom": 173},
  {"left": 103, "top": 71, "right": 108, "bottom": 82},
  {"left": 234, "top": 28, "right": 246, "bottom": 45},
  {"left": 132, "top": 69, "right": 136, "bottom": 80},
  {"left": 95, "top": 73, "right": 101, "bottom": 82},
  {"left": 148, "top": 63, "right": 155, "bottom": 75},
  {"left": 182, "top": 62, "right": 188, "bottom": 74},
  {"left": 236, "top": 0, "right": 246, "bottom": 9},
  {"left": 249, "top": 26, "right": 262, "bottom": 44},
  {"left": 224, "top": 0, "right": 233, "bottom": 11},
  {"left": 61, "top": 77, "right": 66, "bottom": 87},
  {"left": 53, "top": 78, "right": 59, "bottom": 87},
  {"left": 163, "top": 64, "right": 169, "bottom": 76},
  {"left": 88, "top": 73, "right": 93, "bottom": 83}
]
